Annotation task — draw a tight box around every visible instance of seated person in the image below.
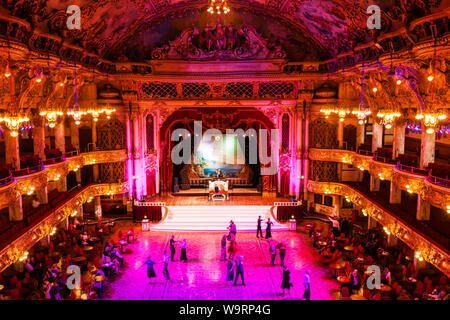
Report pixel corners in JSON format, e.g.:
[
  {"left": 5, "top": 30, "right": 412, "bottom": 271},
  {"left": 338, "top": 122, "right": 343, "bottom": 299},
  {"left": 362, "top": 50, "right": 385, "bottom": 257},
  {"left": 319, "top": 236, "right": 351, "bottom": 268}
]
[
  {"left": 110, "top": 247, "right": 124, "bottom": 266},
  {"left": 93, "top": 269, "right": 106, "bottom": 298},
  {"left": 101, "top": 253, "right": 113, "bottom": 277}
]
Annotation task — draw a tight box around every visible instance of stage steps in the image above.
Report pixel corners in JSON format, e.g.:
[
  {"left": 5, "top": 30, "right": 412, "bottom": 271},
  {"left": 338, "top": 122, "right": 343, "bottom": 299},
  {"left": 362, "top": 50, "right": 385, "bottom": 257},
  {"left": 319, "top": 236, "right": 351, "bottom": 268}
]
[{"left": 150, "top": 205, "right": 289, "bottom": 232}]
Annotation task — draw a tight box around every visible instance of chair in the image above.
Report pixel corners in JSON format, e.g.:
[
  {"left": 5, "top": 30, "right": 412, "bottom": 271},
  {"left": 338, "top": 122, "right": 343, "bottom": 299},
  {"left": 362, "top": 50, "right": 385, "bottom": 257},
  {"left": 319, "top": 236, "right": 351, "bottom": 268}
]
[
  {"left": 341, "top": 287, "right": 350, "bottom": 299},
  {"left": 363, "top": 288, "right": 372, "bottom": 300},
  {"left": 413, "top": 281, "right": 425, "bottom": 297}
]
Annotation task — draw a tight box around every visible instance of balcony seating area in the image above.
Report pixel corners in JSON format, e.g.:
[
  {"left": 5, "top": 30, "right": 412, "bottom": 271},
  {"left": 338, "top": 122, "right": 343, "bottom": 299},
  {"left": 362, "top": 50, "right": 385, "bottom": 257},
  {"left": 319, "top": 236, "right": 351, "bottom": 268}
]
[{"left": 347, "top": 181, "right": 450, "bottom": 251}]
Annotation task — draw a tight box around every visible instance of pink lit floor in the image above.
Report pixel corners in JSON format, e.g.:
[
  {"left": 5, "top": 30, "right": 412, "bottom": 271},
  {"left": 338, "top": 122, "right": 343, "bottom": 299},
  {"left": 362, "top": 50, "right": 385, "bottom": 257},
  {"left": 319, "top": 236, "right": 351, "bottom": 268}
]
[{"left": 103, "top": 223, "right": 338, "bottom": 300}]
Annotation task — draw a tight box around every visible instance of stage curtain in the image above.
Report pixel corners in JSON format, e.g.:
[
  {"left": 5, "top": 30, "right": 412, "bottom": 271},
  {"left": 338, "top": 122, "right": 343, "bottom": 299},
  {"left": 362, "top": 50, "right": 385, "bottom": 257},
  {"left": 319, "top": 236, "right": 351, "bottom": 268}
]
[
  {"left": 134, "top": 206, "right": 162, "bottom": 222},
  {"left": 280, "top": 170, "right": 290, "bottom": 196},
  {"left": 146, "top": 171, "right": 156, "bottom": 196},
  {"left": 276, "top": 205, "right": 304, "bottom": 222}
]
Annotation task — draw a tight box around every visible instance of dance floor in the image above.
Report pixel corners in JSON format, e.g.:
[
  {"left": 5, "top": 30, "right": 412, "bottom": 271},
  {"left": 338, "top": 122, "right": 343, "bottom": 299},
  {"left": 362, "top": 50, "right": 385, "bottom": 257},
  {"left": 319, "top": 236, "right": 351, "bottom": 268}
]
[
  {"left": 103, "top": 222, "right": 337, "bottom": 300},
  {"left": 145, "top": 194, "right": 290, "bottom": 206}
]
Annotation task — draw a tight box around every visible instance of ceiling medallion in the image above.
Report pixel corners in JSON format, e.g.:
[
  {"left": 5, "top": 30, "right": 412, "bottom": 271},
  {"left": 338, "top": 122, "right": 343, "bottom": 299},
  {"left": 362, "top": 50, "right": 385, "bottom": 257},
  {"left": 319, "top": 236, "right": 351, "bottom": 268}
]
[{"left": 207, "top": 0, "right": 230, "bottom": 15}]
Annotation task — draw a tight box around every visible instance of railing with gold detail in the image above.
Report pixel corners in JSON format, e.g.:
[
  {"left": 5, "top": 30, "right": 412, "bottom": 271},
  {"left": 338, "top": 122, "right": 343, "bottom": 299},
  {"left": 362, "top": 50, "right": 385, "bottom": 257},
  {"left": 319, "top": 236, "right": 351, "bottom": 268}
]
[
  {"left": 0, "top": 182, "right": 129, "bottom": 273},
  {"left": 306, "top": 180, "right": 450, "bottom": 277},
  {"left": 0, "top": 150, "right": 127, "bottom": 208},
  {"left": 308, "top": 148, "right": 450, "bottom": 211}
]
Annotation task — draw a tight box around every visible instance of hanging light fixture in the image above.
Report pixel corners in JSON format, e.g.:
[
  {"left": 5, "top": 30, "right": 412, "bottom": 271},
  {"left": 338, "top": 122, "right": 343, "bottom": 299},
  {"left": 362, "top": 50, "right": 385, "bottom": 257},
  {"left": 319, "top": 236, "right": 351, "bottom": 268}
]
[
  {"left": 0, "top": 52, "right": 30, "bottom": 136},
  {"left": 207, "top": 0, "right": 230, "bottom": 15}
]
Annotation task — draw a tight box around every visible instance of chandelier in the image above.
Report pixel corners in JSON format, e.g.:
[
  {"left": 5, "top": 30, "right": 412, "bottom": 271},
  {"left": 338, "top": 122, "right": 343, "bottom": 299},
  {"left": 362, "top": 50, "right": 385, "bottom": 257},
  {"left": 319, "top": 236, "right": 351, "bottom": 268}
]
[
  {"left": 207, "top": 0, "right": 230, "bottom": 14},
  {"left": 0, "top": 52, "right": 30, "bottom": 136},
  {"left": 377, "top": 111, "right": 401, "bottom": 129},
  {"left": 415, "top": 112, "right": 447, "bottom": 134},
  {"left": 39, "top": 110, "right": 63, "bottom": 128}
]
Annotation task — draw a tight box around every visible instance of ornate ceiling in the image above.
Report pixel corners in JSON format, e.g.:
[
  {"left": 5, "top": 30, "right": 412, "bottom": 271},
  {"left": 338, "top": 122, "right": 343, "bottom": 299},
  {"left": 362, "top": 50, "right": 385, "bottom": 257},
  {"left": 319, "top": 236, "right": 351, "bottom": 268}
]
[{"left": 0, "top": 0, "right": 446, "bottom": 62}]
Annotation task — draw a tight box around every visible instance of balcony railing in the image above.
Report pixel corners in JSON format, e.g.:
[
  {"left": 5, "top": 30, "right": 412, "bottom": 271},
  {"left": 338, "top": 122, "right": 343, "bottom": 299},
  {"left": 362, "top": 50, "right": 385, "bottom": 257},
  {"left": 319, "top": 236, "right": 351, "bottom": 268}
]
[
  {"left": 42, "top": 156, "right": 65, "bottom": 166},
  {"left": 11, "top": 164, "right": 44, "bottom": 177},
  {"left": 0, "top": 173, "right": 13, "bottom": 187},
  {"left": 396, "top": 163, "right": 430, "bottom": 176}
]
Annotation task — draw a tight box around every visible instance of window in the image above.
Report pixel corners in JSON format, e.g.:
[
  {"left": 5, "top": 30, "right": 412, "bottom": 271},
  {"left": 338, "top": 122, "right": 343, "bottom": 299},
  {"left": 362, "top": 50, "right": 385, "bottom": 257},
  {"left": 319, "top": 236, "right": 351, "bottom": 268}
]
[
  {"left": 324, "top": 196, "right": 333, "bottom": 207},
  {"left": 314, "top": 194, "right": 323, "bottom": 204}
]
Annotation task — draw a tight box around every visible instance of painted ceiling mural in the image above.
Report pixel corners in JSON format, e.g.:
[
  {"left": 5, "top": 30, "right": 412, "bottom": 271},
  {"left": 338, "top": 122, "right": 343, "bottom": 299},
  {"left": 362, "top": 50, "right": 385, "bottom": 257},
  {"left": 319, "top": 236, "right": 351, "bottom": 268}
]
[{"left": 0, "top": 0, "right": 446, "bottom": 61}]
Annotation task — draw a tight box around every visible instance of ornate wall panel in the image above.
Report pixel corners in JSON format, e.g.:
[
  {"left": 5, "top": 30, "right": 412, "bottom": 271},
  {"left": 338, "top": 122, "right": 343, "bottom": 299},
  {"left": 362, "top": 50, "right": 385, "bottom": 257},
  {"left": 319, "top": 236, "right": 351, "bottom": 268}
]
[
  {"left": 100, "top": 162, "right": 125, "bottom": 183},
  {"left": 310, "top": 161, "right": 338, "bottom": 182},
  {"left": 309, "top": 119, "right": 337, "bottom": 149},
  {"left": 97, "top": 119, "right": 125, "bottom": 150}
]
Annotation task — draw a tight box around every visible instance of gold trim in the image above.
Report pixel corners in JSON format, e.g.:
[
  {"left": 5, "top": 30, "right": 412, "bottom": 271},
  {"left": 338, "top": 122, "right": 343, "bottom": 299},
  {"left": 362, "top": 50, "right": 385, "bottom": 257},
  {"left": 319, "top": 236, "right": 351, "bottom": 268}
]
[
  {"left": 0, "top": 182, "right": 129, "bottom": 272},
  {"left": 307, "top": 180, "right": 450, "bottom": 277}
]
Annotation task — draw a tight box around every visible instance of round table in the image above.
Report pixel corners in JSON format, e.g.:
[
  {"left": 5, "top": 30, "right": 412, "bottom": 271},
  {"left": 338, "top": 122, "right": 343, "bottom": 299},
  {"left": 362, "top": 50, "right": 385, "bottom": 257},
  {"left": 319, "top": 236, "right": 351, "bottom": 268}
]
[
  {"left": 58, "top": 242, "right": 70, "bottom": 248},
  {"left": 89, "top": 237, "right": 100, "bottom": 243},
  {"left": 0, "top": 285, "right": 4, "bottom": 291},
  {"left": 72, "top": 256, "right": 87, "bottom": 263},
  {"left": 405, "top": 256, "right": 413, "bottom": 261},
  {"left": 337, "top": 276, "right": 351, "bottom": 283},
  {"left": 336, "top": 237, "right": 346, "bottom": 242},
  {"left": 344, "top": 246, "right": 354, "bottom": 252},
  {"left": 350, "top": 294, "right": 367, "bottom": 300},
  {"left": 318, "top": 241, "right": 327, "bottom": 247},
  {"left": 83, "top": 246, "right": 94, "bottom": 252},
  {"left": 322, "top": 252, "right": 333, "bottom": 258},
  {"left": 95, "top": 275, "right": 106, "bottom": 282}
]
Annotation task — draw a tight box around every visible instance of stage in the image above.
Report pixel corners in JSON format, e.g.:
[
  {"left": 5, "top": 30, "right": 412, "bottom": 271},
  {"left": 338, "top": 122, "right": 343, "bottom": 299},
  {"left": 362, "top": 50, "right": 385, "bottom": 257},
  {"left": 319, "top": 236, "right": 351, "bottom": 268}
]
[{"left": 145, "top": 194, "right": 291, "bottom": 206}]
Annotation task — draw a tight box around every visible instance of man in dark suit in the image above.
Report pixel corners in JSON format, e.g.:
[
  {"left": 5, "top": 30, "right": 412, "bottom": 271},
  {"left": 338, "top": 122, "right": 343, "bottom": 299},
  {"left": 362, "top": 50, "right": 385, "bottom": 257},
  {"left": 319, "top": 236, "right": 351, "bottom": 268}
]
[
  {"left": 256, "top": 216, "right": 263, "bottom": 238},
  {"left": 233, "top": 255, "right": 245, "bottom": 286},
  {"left": 169, "top": 235, "right": 176, "bottom": 261}
]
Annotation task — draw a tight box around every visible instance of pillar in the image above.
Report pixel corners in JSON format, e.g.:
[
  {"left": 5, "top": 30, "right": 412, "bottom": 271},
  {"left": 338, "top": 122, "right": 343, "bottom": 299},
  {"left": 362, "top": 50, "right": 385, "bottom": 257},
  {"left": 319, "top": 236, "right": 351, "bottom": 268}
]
[
  {"left": 94, "top": 196, "right": 102, "bottom": 220},
  {"left": 370, "top": 176, "right": 380, "bottom": 192},
  {"left": 125, "top": 112, "right": 134, "bottom": 199},
  {"left": 57, "top": 177, "right": 67, "bottom": 192},
  {"left": 356, "top": 121, "right": 365, "bottom": 149},
  {"left": 9, "top": 197, "right": 23, "bottom": 221},
  {"left": 392, "top": 123, "right": 405, "bottom": 160},
  {"left": 420, "top": 129, "right": 435, "bottom": 169},
  {"left": 70, "top": 119, "right": 80, "bottom": 151},
  {"left": 92, "top": 118, "right": 97, "bottom": 150},
  {"left": 387, "top": 234, "right": 398, "bottom": 247},
  {"left": 372, "top": 122, "right": 383, "bottom": 153},
  {"left": 33, "top": 118, "right": 46, "bottom": 160},
  {"left": 36, "top": 187, "right": 48, "bottom": 204},
  {"left": 389, "top": 183, "right": 402, "bottom": 204},
  {"left": 5, "top": 132, "right": 20, "bottom": 170},
  {"left": 295, "top": 114, "right": 302, "bottom": 199},
  {"left": 368, "top": 216, "right": 377, "bottom": 230},
  {"left": 416, "top": 197, "right": 430, "bottom": 221},
  {"left": 75, "top": 171, "right": 81, "bottom": 185},
  {"left": 132, "top": 113, "right": 144, "bottom": 199},
  {"left": 55, "top": 119, "right": 65, "bottom": 153},
  {"left": 303, "top": 116, "right": 309, "bottom": 200},
  {"left": 334, "top": 195, "right": 341, "bottom": 217},
  {"left": 338, "top": 119, "right": 344, "bottom": 148},
  {"left": 79, "top": 204, "right": 84, "bottom": 220}
]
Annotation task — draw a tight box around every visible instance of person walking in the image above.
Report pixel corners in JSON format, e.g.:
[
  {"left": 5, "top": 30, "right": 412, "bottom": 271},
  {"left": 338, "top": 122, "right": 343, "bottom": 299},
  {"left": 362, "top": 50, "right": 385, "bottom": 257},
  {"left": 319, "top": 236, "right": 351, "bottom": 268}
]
[
  {"left": 256, "top": 216, "right": 263, "bottom": 238},
  {"left": 281, "top": 265, "right": 292, "bottom": 295},
  {"left": 179, "top": 238, "right": 187, "bottom": 262},
  {"left": 170, "top": 235, "right": 176, "bottom": 261},
  {"left": 226, "top": 257, "right": 235, "bottom": 282},
  {"left": 277, "top": 240, "right": 287, "bottom": 267},
  {"left": 162, "top": 250, "right": 170, "bottom": 280},
  {"left": 220, "top": 234, "right": 227, "bottom": 261},
  {"left": 233, "top": 255, "right": 245, "bottom": 286},
  {"left": 228, "top": 220, "right": 237, "bottom": 236},
  {"left": 269, "top": 240, "right": 277, "bottom": 266},
  {"left": 303, "top": 270, "right": 311, "bottom": 300},
  {"left": 265, "top": 218, "right": 274, "bottom": 239},
  {"left": 143, "top": 256, "right": 156, "bottom": 283}
]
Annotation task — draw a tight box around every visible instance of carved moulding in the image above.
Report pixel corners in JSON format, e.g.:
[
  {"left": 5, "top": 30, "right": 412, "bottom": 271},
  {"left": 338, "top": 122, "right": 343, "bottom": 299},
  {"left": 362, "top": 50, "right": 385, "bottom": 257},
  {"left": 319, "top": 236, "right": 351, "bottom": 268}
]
[
  {"left": 81, "top": 150, "right": 127, "bottom": 166},
  {"left": 0, "top": 182, "right": 129, "bottom": 272},
  {"left": 45, "top": 161, "right": 69, "bottom": 182},
  {"left": 307, "top": 180, "right": 450, "bottom": 277},
  {"left": 15, "top": 171, "right": 48, "bottom": 195},
  {"left": 0, "top": 181, "right": 20, "bottom": 208},
  {"left": 308, "top": 148, "right": 450, "bottom": 210}
]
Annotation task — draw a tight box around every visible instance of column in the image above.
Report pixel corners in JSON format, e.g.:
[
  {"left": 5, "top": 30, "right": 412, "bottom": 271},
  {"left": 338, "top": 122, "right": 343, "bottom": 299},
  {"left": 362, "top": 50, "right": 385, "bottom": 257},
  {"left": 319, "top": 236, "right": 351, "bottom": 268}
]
[
  {"left": 338, "top": 119, "right": 344, "bottom": 148},
  {"left": 36, "top": 187, "right": 48, "bottom": 205},
  {"left": 5, "top": 132, "right": 20, "bottom": 170},
  {"left": 303, "top": 116, "right": 309, "bottom": 200},
  {"left": 416, "top": 197, "right": 430, "bottom": 221},
  {"left": 33, "top": 118, "right": 46, "bottom": 160},
  {"left": 356, "top": 121, "right": 365, "bottom": 149},
  {"left": 92, "top": 119, "right": 99, "bottom": 182},
  {"left": 70, "top": 119, "right": 80, "bottom": 151},
  {"left": 420, "top": 129, "right": 435, "bottom": 169},
  {"left": 334, "top": 195, "right": 341, "bottom": 217},
  {"left": 372, "top": 122, "right": 383, "bottom": 152},
  {"left": 57, "top": 177, "right": 67, "bottom": 192},
  {"left": 154, "top": 113, "right": 160, "bottom": 195},
  {"left": 55, "top": 119, "right": 65, "bottom": 153},
  {"left": 9, "top": 198, "right": 23, "bottom": 221},
  {"left": 125, "top": 112, "right": 134, "bottom": 199},
  {"left": 132, "top": 113, "right": 143, "bottom": 199},
  {"left": 79, "top": 204, "right": 84, "bottom": 220},
  {"left": 370, "top": 176, "right": 380, "bottom": 192},
  {"left": 392, "top": 123, "right": 405, "bottom": 159},
  {"left": 367, "top": 216, "right": 377, "bottom": 230},
  {"left": 387, "top": 234, "right": 398, "bottom": 247},
  {"left": 139, "top": 113, "right": 147, "bottom": 197},
  {"left": 295, "top": 114, "right": 302, "bottom": 199},
  {"left": 94, "top": 196, "right": 102, "bottom": 220},
  {"left": 389, "top": 183, "right": 401, "bottom": 204}
]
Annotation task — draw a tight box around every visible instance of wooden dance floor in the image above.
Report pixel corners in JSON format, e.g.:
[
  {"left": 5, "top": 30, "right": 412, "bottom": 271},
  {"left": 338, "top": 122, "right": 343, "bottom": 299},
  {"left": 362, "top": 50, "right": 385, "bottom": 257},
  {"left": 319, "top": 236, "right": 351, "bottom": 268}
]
[
  {"left": 103, "top": 221, "right": 337, "bottom": 300},
  {"left": 145, "top": 194, "right": 291, "bottom": 206}
]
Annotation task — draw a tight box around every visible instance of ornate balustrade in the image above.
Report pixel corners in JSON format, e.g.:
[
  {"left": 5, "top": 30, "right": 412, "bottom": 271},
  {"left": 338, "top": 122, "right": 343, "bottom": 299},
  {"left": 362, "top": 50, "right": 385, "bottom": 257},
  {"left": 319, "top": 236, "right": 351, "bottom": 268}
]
[
  {"left": 307, "top": 180, "right": 450, "bottom": 277},
  {"left": 309, "top": 148, "right": 450, "bottom": 211},
  {"left": 0, "top": 182, "right": 129, "bottom": 273},
  {"left": 0, "top": 150, "right": 127, "bottom": 208}
]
